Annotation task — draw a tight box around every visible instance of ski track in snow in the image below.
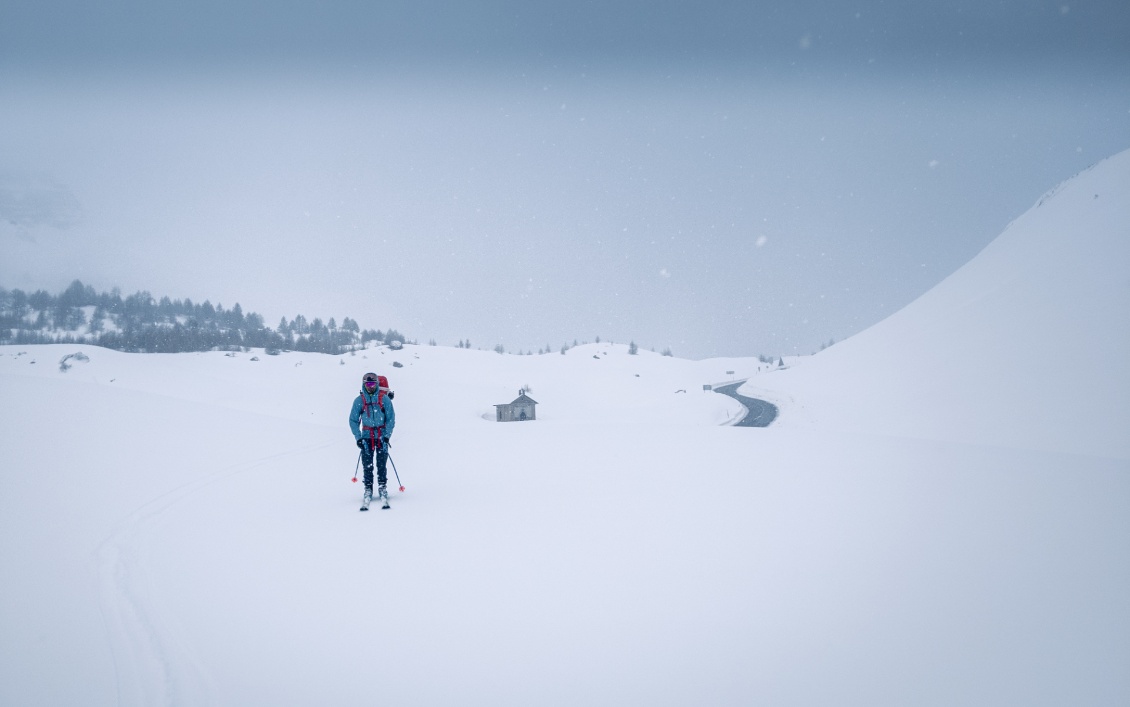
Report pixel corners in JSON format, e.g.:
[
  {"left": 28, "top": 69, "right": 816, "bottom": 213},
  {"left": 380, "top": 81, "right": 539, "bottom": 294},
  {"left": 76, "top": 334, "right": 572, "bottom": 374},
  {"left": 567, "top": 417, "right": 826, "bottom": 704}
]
[{"left": 94, "top": 441, "right": 333, "bottom": 707}]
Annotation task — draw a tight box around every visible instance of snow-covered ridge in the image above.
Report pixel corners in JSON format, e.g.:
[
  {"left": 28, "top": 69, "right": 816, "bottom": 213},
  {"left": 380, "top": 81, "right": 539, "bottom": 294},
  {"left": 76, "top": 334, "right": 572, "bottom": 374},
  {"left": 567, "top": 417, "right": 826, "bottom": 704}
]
[{"left": 745, "top": 148, "right": 1130, "bottom": 460}]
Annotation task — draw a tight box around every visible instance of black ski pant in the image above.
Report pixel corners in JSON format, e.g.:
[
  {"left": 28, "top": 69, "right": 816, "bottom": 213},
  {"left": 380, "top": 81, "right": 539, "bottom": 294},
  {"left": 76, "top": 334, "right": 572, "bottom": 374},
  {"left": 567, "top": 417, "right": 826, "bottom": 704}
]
[{"left": 360, "top": 439, "right": 388, "bottom": 489}]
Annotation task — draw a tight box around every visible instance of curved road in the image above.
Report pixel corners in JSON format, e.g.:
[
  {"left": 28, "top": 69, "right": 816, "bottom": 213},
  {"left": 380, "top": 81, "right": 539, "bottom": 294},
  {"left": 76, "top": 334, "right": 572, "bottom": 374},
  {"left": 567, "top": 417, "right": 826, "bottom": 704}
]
[{"left": 712, "top": 381, "right": 779, "bottom": 427}]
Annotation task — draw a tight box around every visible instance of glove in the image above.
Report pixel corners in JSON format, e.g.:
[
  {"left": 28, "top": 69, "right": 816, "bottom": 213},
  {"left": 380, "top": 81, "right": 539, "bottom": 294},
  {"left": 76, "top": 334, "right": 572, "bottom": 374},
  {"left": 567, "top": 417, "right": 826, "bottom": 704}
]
[
  {"left": 356, "top": 438, "right": 364, "bottom": 449},
  {"left": 384, "top": 436, "right": 392, "bottom": 449}
]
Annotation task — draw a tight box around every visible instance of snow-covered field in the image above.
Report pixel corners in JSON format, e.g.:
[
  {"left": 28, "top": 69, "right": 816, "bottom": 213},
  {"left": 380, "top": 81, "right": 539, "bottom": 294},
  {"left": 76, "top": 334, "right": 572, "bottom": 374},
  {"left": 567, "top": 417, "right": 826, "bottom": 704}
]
[{"left": 2, "top": 150, "right": 1128, "bottom": 706}]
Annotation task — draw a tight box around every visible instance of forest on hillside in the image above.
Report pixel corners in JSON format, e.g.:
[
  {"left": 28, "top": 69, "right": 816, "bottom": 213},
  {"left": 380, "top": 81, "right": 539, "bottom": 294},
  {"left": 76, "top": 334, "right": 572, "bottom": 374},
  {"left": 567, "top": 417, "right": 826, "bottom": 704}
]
[{"left": 0, "top": 280, "right": 407, "bottom": 355}]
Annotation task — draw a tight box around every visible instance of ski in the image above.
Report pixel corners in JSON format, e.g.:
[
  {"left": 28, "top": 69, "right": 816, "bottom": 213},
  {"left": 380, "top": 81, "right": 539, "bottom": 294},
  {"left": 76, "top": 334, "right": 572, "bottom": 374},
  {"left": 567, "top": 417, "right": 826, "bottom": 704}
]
[{"left": 358, "top": 488, "right": 391, "bottom": 512}]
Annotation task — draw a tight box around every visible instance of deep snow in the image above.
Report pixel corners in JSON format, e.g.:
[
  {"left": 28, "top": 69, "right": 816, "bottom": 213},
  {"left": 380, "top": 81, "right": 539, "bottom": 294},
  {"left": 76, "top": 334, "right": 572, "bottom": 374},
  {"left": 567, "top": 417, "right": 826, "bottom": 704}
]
[{"left": 1, "top": 150, "right": 1128, "bottom": 706}]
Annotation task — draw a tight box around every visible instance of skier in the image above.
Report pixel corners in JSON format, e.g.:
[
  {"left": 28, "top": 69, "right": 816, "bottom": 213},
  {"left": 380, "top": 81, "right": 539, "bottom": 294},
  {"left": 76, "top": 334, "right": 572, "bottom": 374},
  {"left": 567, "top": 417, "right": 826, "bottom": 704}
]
[{"left": 349, "top": 372, "right": 396, "bottom": 509}]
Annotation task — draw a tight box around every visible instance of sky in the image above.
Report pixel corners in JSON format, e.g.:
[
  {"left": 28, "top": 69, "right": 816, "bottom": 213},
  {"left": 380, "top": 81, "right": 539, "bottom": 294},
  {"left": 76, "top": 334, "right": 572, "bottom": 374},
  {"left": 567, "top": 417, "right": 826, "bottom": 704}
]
[{"left": 1, "top": 0, "right": 1128, "bottom": 358}]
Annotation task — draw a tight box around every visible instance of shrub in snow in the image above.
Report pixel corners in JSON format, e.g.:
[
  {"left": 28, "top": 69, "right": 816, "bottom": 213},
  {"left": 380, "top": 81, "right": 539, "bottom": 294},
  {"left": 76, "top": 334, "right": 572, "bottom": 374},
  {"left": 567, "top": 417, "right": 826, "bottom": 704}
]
[{"left": 58, "top": 352, "right": 89, "bottom": 372}]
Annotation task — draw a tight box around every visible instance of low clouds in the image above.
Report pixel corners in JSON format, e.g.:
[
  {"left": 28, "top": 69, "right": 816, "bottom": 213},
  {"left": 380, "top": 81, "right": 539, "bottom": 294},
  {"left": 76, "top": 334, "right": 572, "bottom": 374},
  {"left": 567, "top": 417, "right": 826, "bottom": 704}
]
[
  {"left": 1, "top": 2, "right": 1127, "bottom": 357},
  {"left": 2, "top": 1, "right": 1126, "bottom": 72},
  {"left": 0, "top": 172, "right": 83, "bottom": 230}
]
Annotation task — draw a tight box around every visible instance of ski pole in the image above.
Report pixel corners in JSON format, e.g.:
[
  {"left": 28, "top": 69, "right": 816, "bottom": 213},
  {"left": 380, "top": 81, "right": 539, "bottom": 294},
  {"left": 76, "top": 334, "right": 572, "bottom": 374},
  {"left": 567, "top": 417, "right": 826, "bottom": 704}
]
[
  {"left": 388, "top": 452, "right": 405, "bottom": 492},
  {"left": 352, "top": 450, "right": 362, "bottom": 483}
]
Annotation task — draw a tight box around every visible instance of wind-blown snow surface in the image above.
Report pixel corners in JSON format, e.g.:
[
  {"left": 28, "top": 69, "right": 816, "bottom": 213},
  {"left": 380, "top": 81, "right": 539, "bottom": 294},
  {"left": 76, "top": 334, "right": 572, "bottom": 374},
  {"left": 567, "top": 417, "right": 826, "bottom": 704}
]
[{"left": 2, "top": 154, "right": 1128, "bottom": 706}]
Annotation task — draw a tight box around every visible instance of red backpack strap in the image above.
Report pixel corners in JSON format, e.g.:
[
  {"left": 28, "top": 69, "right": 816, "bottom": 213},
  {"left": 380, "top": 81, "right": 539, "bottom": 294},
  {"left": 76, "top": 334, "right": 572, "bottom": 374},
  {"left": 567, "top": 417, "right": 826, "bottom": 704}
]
[{"left": 361, "top": 393, "right": 378, "bottom": 447}]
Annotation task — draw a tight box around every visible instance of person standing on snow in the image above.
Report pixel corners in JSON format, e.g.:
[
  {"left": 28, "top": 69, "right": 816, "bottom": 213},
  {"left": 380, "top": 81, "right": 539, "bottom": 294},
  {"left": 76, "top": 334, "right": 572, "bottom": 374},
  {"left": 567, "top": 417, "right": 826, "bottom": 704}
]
[{"left": 349, "top": 372, "right": 396, "bottom": 506}]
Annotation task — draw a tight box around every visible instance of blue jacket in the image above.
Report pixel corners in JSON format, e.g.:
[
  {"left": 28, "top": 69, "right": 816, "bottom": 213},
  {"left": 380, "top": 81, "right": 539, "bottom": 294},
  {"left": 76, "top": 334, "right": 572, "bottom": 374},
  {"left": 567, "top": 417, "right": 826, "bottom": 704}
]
[{"left": 349, "top": 390, "right": 395, "bottom": 443}]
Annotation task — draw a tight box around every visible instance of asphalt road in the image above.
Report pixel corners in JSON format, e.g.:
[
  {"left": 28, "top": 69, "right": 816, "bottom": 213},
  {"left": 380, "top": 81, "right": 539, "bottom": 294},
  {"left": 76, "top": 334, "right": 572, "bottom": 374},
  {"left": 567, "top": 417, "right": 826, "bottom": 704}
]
[{"left": 712, "top": 381, "right": 779, "bottom": 428}]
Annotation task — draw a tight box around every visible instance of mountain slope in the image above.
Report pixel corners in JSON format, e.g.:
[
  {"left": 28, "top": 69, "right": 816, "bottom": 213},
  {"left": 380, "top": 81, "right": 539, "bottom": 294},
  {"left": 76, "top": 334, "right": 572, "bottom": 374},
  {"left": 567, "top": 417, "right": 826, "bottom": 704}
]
[{"left": 748, "top": 148, "right": 1130, "bottom": 459}]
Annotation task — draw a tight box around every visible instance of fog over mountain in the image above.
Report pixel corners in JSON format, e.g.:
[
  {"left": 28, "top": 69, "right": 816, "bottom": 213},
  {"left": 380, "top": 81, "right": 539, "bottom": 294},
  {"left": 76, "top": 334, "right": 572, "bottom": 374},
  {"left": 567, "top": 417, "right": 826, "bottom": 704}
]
[{"left": 2, "top": 1, "right": 1128, "bottom": 357}]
